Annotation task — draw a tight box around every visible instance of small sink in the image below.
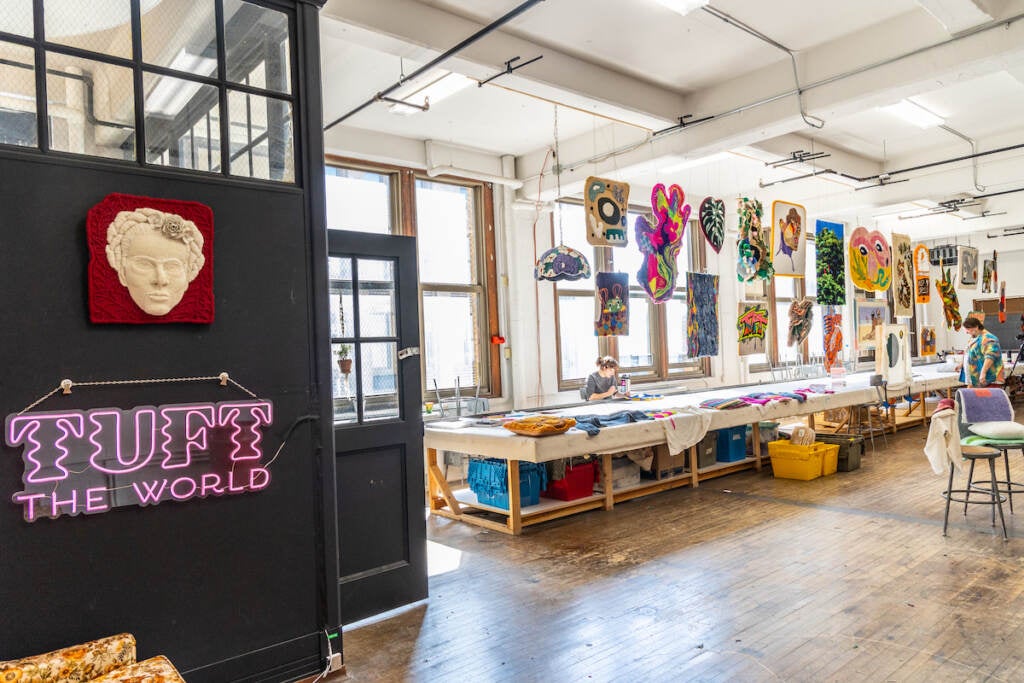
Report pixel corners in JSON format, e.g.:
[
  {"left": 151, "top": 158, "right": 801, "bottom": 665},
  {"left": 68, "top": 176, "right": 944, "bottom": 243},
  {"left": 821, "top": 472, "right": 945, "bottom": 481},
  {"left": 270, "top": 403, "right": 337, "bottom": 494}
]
[{"left": 428, "top": 417, "right": 476, "bottom": 430}]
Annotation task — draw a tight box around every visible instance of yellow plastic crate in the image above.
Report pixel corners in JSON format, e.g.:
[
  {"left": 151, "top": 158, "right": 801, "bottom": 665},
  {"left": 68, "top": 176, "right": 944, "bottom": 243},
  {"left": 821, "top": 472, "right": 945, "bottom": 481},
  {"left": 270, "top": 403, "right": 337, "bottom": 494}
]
[
  {"left": 767, "top": 440, "right": 833, "bottom": 481},
  {"left": 819, "top": 443, "right": 840, "bottom": 476}
]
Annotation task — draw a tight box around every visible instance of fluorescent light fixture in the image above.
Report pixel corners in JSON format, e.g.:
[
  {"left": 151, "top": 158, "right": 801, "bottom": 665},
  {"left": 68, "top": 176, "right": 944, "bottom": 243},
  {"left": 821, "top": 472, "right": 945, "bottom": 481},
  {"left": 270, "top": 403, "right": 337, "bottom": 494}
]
[
  {"left": 879, "top": 99, "right": 944, "bottom": 129},
  {"left": 661, "top": 151, "right": 732, "bottom": 173},
  {"left": 388, "top": 71, "right": 474, "bottom": 116},
  {"left": 145, "top": 49, "right": 217, "bottom": 117},
  {"left": 654, "top": 0, "right": 711, "bottom": 16}
]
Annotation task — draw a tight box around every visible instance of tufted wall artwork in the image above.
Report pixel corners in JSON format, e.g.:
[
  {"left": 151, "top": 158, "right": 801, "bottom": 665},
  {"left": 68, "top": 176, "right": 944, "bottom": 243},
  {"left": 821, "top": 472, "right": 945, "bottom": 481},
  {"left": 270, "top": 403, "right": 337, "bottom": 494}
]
[
  {"left": 634, "top": 183, "right": 689, "bottom": 302},
  {"left": 814, "top": 220, "right": 845, "bottom": 306},
  {"left": 535, "top": 244, "right": 592, "bottom": 282},
  {"left": 848, "top": 226, "right": 891, "bottom": 292},
  {"left": 584, "top": 176, "right": 630, "bottom": 247},
  {"left": 594, "top": 271, "right": 629, "bottom": 336},
  {"left": 823, "top": 309, "right": 843, "bottom": 373},
  {"left": 891, "top": 233, "right": 914, "bottom": 318},
  {"left": 737, "top": 302, "right": 769, "bottom": 356},
  {"left": 698, "top": 196, "right": 726, "bottom": 253},
  {"left": 913, "top": 244, "right": 931, "bottom": 304},
  {"left": 936, "top": 267, "right": 962, "bottom": 330},
  {"left": 687, "top": 272, "right": 719, "bottom": 358},
  {"left": 88, "top": 193, "right": 214, "bottom": 324},
  {"left": 736, "top": 197, "right": 773, "bottom": 282},
  {"left": 770, "top": 201, "right": 806, "bottom": 276}
]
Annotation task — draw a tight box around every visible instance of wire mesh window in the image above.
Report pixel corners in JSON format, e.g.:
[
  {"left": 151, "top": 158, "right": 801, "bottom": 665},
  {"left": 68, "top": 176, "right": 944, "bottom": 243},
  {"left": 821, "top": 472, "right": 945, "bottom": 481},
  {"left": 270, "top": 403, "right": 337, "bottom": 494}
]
[{"left": 0, "top": 0, "right": 295, "bottom": 184}]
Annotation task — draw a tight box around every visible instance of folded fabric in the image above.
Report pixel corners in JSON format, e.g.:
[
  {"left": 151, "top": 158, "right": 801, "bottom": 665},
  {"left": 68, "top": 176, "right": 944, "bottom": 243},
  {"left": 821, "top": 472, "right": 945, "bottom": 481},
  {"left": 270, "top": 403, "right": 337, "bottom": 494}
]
[
  {"left": 660, "top": 407, "right": 714, "bottom": 455},
  {"left": 968, "top": 421, "right": 1024, "bottom": 440},
  {"left": 962, "top": 434, "right": 1024, "bottom": 446},
  {"left": 570, "top": 410, "right": 653, "bottom": 436},
  {"left": 957, "top": 388, "right": 1013, "bottom": 423}
]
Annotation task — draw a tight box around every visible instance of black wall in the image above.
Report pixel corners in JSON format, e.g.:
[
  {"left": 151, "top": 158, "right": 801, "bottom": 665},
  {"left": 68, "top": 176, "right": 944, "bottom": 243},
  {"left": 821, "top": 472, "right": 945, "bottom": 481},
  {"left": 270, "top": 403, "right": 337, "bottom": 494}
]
[{"left": 0, "top": 153, "right": 328, "bottom": 681}]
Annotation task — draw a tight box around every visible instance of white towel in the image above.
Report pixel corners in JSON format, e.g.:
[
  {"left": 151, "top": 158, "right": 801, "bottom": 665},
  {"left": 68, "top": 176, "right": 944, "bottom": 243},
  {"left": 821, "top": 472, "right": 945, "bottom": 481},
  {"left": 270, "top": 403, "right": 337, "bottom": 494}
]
[
  {"left": 924, "top": 408, "right": 963, "bottom": 474},
  {"left": 661, "top": 408, "right": 715, "bottom": 455}
]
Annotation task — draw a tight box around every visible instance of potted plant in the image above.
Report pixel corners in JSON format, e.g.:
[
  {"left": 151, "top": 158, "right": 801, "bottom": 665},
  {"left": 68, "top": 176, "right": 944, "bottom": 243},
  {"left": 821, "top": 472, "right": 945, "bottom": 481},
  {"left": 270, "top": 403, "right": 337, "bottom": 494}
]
[{"left": 336, "top": 344, "right": 352, "bottom": 375}]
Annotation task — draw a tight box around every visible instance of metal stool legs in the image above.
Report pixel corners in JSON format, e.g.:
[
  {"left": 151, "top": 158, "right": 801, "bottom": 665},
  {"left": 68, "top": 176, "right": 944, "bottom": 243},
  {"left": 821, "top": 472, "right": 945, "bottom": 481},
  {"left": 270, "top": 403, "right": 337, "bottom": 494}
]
[{"left": 943, "top": 447, "right": 1008, "bottom": 540}]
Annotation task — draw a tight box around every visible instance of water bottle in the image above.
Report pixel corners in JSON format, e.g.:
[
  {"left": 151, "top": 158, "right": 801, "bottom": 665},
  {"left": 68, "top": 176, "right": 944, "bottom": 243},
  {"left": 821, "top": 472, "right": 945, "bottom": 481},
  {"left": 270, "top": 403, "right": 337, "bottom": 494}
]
[{"left": 620, "top": 374, "right": 631, "bottom": 395}]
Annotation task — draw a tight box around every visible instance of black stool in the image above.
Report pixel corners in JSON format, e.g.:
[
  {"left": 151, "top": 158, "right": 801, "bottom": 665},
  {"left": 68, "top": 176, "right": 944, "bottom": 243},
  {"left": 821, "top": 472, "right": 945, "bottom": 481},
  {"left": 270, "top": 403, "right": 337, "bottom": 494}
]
[
  {"left": 943, "top": 445, "right": 1008, "bottom": 540},
  {"left": 969, "top": 444, "right": 1024, "bottom": 513}
]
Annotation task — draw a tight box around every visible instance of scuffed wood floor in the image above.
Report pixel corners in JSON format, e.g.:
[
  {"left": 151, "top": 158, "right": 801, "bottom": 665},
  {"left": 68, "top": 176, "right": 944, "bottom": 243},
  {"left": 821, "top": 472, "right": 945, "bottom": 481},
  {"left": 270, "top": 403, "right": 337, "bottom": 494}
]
[{"left": 341, "top": 424, "right": 1024, "bottom": 682}]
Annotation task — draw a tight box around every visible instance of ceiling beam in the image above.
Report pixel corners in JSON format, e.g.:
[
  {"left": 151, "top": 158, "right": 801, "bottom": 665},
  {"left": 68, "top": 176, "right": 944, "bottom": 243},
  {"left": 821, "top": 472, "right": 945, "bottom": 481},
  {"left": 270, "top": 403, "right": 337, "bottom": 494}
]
[{"left": 320, "top": 0, "right": 684, "bottom": 131}]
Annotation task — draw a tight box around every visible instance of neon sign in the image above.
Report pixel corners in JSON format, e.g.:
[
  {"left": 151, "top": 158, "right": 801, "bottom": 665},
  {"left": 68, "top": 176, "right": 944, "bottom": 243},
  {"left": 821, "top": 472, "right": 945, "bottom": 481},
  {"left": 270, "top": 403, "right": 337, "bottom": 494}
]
[{"left": 6, "top": 399, "right": 273, "bottom": 522}]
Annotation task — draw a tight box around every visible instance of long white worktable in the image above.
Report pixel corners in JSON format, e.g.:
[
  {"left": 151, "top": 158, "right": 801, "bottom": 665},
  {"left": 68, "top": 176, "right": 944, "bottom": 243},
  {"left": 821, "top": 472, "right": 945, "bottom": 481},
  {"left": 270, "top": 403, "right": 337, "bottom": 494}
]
[{"left": 425, "top": 366, "right": 962, "bottom": 534}]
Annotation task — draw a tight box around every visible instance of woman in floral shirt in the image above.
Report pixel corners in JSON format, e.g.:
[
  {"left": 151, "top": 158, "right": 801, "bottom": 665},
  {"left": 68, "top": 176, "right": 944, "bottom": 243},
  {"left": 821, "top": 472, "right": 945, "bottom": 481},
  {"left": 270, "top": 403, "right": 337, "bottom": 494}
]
[{"left": 957, "top": 317, "right": 1004, "bottom": 387}]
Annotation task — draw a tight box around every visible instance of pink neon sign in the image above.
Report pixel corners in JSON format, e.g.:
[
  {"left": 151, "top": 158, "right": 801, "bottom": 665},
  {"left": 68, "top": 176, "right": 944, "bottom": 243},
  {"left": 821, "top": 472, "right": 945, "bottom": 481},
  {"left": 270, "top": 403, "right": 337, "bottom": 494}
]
[{"left": 6, "top": 399, "right": 274, "bottom": 522}]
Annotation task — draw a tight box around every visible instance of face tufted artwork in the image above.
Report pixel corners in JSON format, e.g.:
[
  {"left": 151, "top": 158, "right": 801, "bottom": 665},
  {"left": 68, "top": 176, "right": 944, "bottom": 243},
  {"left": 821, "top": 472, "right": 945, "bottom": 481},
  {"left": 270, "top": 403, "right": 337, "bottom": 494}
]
[
  {"left": 736, "top": 197, "right": 773, "bottom": 282},
  {"left": 892, "top": 233, "right": 914, "bottom": 317},
  {"left": 848, "top": 226, "right": 891, "bottom": 292},
  {"left": 771, "top": 201, "right": 806, "bottom": 277},
  {"left": 88, "top": 193, "right": 214, "bottom": 324},
  {"left": 594, "top": 271, "right": 629, "bottom": 336},
  {"left": 634, "top": 183, "right": 689, "bottom": 302}
]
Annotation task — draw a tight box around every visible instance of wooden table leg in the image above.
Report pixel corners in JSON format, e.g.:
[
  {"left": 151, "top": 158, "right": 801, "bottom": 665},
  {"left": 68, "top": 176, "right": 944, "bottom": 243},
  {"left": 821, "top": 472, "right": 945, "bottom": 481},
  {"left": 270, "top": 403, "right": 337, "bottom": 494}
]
[
  {"left": 689, "top": 445, "right": 699, "bottom": 488},
  {"left": 506, "top": 459, "right": 522, "bottom": 535},
  {"left": 602, "top": 453, "right": 614, "bottom": 510},
  {"left": 751, "top": 422, "right": 762, "bottom": 471},
  {"left": 426, "top": 447, "right": 460, "bottom": 514},
  {"left": 807, "top": 413, "right": 816, "bottom": 430}
]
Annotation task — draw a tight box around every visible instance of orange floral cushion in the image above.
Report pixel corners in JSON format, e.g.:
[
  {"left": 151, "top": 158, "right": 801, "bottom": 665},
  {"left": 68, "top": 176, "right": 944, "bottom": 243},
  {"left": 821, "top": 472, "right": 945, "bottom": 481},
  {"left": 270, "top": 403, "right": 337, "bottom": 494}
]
[
  {"left": 0, "top": 633, "right": 136, "bottom": 683},
  {"left": 91, "top": 656, "right": 185, "bottom": 683}
]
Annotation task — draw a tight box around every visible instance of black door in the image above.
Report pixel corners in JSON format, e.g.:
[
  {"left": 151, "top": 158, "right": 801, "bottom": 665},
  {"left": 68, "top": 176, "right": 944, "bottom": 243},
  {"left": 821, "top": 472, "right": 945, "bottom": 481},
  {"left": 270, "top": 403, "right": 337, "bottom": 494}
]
[{"left": 327, "top": 231, "right": 426, "bottom": 623}]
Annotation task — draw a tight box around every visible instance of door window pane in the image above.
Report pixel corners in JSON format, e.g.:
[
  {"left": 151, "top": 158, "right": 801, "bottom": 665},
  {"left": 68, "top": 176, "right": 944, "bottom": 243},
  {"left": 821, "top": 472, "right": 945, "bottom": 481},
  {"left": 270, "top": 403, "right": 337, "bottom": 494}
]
[
  {"left": 0, "top": 42, "right": 37, "bottom": 147},
  {"left": 328, "top": 256, "right": 353, "bottom": 338},
  {"left": 416, "top": 179, "right": 475, "bottom": 285},
  {"left": 227, "top": 88, "right": 293, "bottom": 182},
  {"left": 144, "top": 71, "right": 220, "bottom": 169},
  {"left": 666, "top": 295, "right": 687, "bottom": 363},
  {"left": 46, "top": 52, "right": 134, "bottom": 160},
  {"left": 332, "top": 341, "right": 356, "bottom": 424},
  {"left": 558, "top": 294, "right": 599, "bottom": 382},
  {"left": 325, "top": 168, "right": 392, "bottom": 233},
  {"left": 1, "top": 0, "right": 33, "bottom": 36},
  {"left": 141, "top": 0, "right": 217, "bottom": 76},
  {"left": 361, "top": 342, "right": 399, "bottom": 421},
  {"left": 423, "top": 291, "right": 478, "bottom": 390},
  {"left": 45, "top": 0, "right": 133, "bottom": 58},
  {"left": 358, "top": 259, "right": 395, "bottom": 338}
]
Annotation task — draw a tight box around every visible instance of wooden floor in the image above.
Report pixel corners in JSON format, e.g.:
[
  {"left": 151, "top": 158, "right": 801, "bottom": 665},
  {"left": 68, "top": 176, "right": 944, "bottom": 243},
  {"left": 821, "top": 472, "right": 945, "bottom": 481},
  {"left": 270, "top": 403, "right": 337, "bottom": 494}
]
[{"left": 341, "top": 423, "right": 1024, "bottom": 682}]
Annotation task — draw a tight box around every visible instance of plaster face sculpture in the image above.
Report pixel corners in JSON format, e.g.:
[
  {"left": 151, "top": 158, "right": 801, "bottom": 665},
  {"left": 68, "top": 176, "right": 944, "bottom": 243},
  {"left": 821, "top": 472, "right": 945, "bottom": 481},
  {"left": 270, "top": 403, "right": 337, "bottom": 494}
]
[
  {"left": 107, "top": 210, "right": 205, "bottom": 316},
  {"left": 848, "top": 226, "right": 891, "bottom": 292},
  {"left": 584, "top": 176, "right": 630, "bottom": 247},
  {"left": 88, "top": 193, "right": 214, "bottom": 324}
]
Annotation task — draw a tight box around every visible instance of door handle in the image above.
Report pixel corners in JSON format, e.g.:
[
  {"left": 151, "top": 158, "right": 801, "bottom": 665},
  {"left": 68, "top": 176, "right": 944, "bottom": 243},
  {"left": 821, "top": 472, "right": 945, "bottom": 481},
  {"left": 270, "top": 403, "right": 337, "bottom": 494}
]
[{"left": 398, "top": 346, "right": 420, "bottom": 360}]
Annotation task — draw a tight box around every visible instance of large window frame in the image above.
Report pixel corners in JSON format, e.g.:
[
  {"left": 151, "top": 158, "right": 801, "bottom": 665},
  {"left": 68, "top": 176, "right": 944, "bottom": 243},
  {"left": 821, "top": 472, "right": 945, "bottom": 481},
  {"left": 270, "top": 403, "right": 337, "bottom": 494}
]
[
  {"left": 0, "top": 0, "right": 297, "bottom": 184},
  {"left": 324, "top": 156, "right": 501, "bottom": 400},
  {"left": 554, "top": 200, "right": 709, "bottom": 392}
]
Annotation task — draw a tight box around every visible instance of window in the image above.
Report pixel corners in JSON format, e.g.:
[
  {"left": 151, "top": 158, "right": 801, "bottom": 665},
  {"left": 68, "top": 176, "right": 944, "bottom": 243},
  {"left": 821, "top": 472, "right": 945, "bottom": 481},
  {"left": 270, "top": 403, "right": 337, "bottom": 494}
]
[
  {"left": 555, "top": 201, "right": 706, "bottom": 389},
  {"left": 0, "top": 0, "right": 295, "bottom": 184},
  {"left": 324, "top": 159, "right": 501, "bottom": 399}
]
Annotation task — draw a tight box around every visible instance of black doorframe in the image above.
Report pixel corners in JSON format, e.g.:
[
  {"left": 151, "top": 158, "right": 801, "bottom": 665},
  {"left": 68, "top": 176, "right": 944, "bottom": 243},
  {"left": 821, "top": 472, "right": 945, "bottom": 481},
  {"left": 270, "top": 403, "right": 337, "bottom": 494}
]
[{"left": 322, "top": 230, "right": 427, "bottom": 624}]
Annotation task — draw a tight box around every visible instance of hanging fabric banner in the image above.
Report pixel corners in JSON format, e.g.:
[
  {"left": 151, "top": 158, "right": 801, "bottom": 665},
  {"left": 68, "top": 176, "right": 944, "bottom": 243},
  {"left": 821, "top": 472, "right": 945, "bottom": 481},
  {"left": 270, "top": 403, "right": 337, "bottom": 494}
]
[
  {"left": 823, "top": 308, "right": 843, "bottom": 373},
  {"left": 913, "top": 244, "right": 931, "bottom": 304},
  {"left": 892, "top": 233, "right": 914, "bottom": 318},
  {"left": 594, "top": 271, "right": 629, "bottom": 336},
  {"left": 848, "top": 226, "right": 891, "bottom": 292},
  {"left": 584, "top": 176, "right": 630, "bottom": 247},
  {"left": 787, "top": 297, "right": 814, "bottom": 347},
  {"left": 920, "top": 325, "right": 937, "bottom": 356},
  {"left": 936, "top": 267, "right": 962, "bottom": 331},
  {"left": 982, "top": 257, "right": 995, "bottom": 294},
  {"left": 771, "top": 201, "right": 807, "bottom": 277},
  {"left": 736, "top": 198, "right": 773, "bottom": 282},
  {"left": 959, "top": 246, "right": 979, "bottom": 288},
  {"left": 855, "top": 298, "right": 888, "bottom": 351},
  {"left": 999, "top": 281, "right": 1007, "bottom": 323},
  {"left": 698, "top": 197, "right": 726, "bottom": 253},
  {"left": 687, "top": 272, "right": 719, "bottom": 358},
  {"left": 635, "top": 183, "right": 689, "bottom": 302},
  {"left": 737, "top": 302, "right": 769, "bottom": 356},
  {"left": 815, "top": 220, "right": 845, "bottom": 306}
]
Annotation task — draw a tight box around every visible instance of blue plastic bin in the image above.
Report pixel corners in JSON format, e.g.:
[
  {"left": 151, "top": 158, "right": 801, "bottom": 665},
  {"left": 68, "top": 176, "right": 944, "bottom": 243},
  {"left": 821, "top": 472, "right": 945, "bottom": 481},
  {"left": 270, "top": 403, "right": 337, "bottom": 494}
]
[
  {"left": 716, "top": 426, "right": 748, "bottom": 462},
  {"left": 467, "top": 458, "right": 546, "bottom": 510}
]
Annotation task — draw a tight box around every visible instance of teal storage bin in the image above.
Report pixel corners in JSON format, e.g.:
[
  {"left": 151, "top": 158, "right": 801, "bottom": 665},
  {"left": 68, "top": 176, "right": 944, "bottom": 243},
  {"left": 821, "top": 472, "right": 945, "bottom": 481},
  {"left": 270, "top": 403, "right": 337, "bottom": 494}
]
[
  {"left": 467, "top": 458, "right": 546, "bottom": 509},
  {"left": 716, "top": 426, "right": 748, "bottom": 462}
]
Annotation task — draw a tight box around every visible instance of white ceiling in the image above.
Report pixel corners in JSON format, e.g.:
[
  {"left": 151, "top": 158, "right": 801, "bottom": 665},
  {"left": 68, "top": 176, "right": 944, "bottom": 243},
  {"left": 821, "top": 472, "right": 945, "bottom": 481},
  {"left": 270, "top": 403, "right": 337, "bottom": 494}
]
[{"left": 319, "top": 0, "right": 1024, "bottom": 242}]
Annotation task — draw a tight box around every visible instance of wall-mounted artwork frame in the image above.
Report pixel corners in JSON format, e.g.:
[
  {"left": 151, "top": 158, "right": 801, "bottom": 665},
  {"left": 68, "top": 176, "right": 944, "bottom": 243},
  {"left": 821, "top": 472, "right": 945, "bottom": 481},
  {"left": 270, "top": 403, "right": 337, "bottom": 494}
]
[{"left": 855, "top": 297, "right": 889, "bottom": 351}]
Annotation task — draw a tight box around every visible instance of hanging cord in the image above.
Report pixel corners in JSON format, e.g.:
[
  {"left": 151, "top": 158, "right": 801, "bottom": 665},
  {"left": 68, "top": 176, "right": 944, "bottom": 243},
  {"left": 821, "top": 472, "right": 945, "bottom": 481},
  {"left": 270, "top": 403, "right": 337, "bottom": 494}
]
[
  {"left": 17, "top": 372, "right": 257, "bottom": 415},
  {"left": 553, "top": 103, "right": 564, "bottom": 245}
]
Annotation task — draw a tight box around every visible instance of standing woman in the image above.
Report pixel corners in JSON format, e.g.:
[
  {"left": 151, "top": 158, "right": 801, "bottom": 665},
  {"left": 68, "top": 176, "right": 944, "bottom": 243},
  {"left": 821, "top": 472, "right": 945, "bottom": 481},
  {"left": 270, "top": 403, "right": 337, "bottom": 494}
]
[
  {"left": 957, "top": 316, "right": 1004, "bottom": 387},
  {"left": 584, "top": 356, "right": 623, "bottom": 400}
]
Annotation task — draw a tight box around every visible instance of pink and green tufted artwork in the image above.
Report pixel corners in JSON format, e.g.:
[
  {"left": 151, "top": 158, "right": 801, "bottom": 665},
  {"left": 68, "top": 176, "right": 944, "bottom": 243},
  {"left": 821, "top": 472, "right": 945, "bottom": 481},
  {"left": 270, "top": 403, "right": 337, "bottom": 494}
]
[{"left": 634, "top": 183, "right": 689, "bottom": 302}]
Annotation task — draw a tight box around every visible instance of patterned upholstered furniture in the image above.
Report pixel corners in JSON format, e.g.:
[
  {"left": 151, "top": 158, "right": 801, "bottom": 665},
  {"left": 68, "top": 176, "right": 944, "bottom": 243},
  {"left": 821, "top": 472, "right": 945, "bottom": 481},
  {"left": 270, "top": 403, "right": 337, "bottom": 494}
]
[{"left": 0, "top": 633, "right": 185, "bottom": 682}]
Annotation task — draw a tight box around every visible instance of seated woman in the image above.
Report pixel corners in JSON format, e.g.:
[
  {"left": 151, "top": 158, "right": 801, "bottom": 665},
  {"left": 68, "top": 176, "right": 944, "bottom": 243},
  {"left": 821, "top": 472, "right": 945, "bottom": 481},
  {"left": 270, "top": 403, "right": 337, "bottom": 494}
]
[{"left": 583, "top": 356, "right": 625, "bottom": 401}]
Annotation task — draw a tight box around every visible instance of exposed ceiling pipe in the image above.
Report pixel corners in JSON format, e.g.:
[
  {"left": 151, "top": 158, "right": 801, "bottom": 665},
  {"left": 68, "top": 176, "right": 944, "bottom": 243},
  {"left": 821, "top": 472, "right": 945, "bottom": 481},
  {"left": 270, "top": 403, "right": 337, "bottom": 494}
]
[
  {"left": 555, "top": 9, "right": 1024, "bottom": 179},
  {"left": 939, "top": 123, "right": 985, "bottom": 192},
  {"left": 702, "top": 5, "right": 824, "bottom": 129},
  {"left": 323, "top": 0, "right": 545, "bottom": 131},
  {"left": 425, "top": 140, "right": 524, "bottom": 188}
]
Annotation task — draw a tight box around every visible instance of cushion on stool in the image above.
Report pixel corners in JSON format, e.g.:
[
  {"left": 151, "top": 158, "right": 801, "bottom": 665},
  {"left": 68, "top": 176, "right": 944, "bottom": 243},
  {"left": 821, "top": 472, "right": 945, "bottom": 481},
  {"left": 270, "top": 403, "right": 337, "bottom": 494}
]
[{"left": 968, "top": 421, "right": 1024, "bottom": 440}]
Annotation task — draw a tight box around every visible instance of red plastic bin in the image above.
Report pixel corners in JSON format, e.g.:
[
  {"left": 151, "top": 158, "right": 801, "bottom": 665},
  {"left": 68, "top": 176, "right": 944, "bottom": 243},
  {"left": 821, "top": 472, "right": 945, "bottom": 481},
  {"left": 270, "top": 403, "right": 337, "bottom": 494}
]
[{"left": 541, "top": 461, "right": 598, "bottom": 501}]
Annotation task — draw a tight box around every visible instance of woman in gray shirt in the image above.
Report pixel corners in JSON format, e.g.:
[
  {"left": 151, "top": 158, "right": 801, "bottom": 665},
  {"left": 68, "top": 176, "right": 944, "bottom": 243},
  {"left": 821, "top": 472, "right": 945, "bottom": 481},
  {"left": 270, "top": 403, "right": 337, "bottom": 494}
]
[{"left": 584, "top": 356, "right": 622, "bottom": 400}]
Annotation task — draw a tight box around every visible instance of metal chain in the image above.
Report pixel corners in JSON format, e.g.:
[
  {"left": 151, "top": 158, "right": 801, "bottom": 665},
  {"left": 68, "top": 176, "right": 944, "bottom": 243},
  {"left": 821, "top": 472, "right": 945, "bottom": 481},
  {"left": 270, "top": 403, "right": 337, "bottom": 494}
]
[{"left": 17, "top": 372, "right": 258, "bottom": 415}]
